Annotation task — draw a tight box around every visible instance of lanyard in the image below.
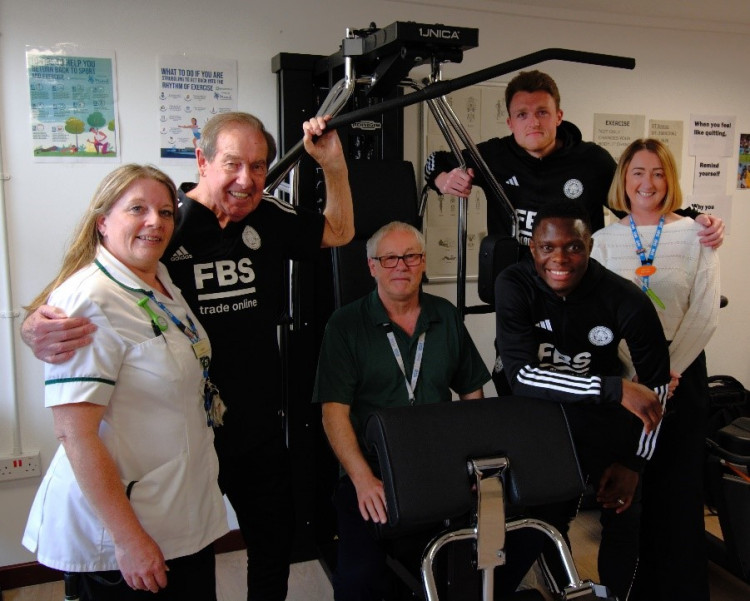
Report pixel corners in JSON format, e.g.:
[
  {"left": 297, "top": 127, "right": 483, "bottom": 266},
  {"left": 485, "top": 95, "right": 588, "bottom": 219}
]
[
  {"left": 142, "top": 290, "right": 212, "bottom": 361},
  {"left": 141, "top": 295, "right": 222, "bottom": 426},
  {"left": 95, "top": 259, "right": 224, "bottom": 426},
  {"left": 95, "top": 259, "right": 209, "bottom": 355},
  {"left": 628, "top": 215, "right": 666, "bottom": 309},
  {"left": 145, "top": 291, "right": 198, "bottom": 344},
  {"left": 384, "top": 325, "right": 425, "bottom": 404}
]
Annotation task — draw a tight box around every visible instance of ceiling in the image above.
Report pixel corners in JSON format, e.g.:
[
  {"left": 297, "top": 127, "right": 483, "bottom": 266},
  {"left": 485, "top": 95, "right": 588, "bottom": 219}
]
[{"left": 483, "top": 0, "right": 750, "bottom": 31}]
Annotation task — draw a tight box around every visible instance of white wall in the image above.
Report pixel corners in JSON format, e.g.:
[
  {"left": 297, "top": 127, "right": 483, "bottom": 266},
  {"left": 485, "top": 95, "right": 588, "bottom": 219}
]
[{"left": 1, "top": 0, "right": 748, "bottom": 568}]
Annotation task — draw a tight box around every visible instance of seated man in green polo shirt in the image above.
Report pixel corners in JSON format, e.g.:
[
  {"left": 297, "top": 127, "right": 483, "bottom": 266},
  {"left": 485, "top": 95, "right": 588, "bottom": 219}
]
[{"left": 312, "top": 221, "right": 491, "bottom": 601}]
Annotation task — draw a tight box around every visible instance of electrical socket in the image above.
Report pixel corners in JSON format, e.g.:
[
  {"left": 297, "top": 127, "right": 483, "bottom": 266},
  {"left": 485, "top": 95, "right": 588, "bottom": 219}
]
[{"left": 0, "top": 451, "right": 42, "bottom": 482}]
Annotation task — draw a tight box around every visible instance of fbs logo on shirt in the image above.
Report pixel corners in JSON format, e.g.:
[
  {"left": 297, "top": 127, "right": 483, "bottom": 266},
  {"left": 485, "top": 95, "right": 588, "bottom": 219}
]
[{"left": 539, "top": 342, "right": 592, "bottom": 373}]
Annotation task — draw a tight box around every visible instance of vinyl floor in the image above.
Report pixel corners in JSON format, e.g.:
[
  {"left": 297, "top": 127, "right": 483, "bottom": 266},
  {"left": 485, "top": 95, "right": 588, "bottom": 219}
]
[{"left": 5, "top": 511, "right": 749, "bottom": 600}]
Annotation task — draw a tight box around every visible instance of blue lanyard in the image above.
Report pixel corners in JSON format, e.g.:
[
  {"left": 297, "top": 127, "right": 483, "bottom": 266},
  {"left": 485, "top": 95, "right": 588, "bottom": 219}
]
[
  {"left": 629, "top": 214, "right": 664, "bottom": 289},
  {"left": 94, "top": 259, "right": 204, "bottom": 348},
  {"left": 144, "top": 291, "right": 200, "bottom": 344},
  {"left": 628, "top": 215, "right": 666, "bottom": 309},
  {"left": 95, "top": 259, "right": 223, "bottom": 426},
  {"left": 141, "top": 292, "right": 224, "bottom": 426}
]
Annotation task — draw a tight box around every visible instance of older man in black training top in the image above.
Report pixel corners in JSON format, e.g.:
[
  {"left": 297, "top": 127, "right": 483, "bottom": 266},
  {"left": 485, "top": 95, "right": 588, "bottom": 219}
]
[{"left": 22, "top": 112, "right": 354, "bottom": 601}]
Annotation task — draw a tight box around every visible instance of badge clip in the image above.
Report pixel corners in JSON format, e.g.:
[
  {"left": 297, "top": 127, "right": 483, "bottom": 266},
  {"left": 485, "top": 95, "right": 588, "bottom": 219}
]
[{"left": 137, "top": 297, "right": 168, "bottom": 332}]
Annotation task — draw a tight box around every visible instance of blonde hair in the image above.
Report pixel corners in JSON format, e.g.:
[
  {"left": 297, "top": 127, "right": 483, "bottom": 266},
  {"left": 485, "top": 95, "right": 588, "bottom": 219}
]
[
  {"left": 608, "top": 138, "right": 682, "bottom": 214},
  {"left": 25, "top": 164, "right": 177, "bottom": 314}
]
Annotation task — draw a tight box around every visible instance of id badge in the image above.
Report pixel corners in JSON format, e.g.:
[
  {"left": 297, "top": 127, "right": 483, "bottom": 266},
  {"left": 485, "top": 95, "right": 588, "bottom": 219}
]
[{"left": 192, "top": 338, "right": 210, "bottom": 360}]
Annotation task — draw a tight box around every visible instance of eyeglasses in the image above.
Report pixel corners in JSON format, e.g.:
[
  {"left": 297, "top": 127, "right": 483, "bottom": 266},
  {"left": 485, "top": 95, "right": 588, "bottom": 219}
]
[{"left": 371, "top": 253, "right": 424, "bottom": 268}]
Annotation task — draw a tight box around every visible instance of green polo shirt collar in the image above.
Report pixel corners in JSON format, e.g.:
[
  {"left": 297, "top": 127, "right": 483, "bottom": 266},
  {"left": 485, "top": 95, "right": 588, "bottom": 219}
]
[{"left": 366, "top": 288, "right": 440, "bottom": 338}]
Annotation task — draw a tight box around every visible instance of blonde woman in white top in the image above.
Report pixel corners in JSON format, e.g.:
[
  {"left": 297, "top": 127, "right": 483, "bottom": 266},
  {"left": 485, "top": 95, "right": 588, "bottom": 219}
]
[
  {"left": 23, "top": 165, "right": 227, "bottom": 600},
  {"left": 591, "top": 139, "right": 719, "bottom": 601}
]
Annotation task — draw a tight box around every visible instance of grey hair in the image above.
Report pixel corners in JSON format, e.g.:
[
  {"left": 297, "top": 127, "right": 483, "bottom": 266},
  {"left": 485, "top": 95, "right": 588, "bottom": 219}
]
[
  {"left": 366, "top": 221, "right": 425, "bottom": 258},
  {"left": 198, "top": 111, "right": 277, "bottom": 164}
]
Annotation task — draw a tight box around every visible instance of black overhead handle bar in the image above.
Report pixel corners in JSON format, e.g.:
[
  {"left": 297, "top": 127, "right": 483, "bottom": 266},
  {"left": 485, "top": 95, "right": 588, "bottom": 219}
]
[{"left": 265, "top": 47, "right": 635, "bottom": 187}]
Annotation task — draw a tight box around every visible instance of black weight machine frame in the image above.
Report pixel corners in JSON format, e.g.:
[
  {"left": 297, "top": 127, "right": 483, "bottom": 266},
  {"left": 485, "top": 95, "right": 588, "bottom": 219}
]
[
  {"left": 269, "top": 22, "right": 635, "bottom": 593},
  {"left": 268, "top": 37, "right": 634, "bottom": 318}
]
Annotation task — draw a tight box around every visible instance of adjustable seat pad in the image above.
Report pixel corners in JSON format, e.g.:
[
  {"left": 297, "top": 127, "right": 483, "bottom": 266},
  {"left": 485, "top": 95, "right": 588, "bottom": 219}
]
[{"left": 364, "top": 396, "right": 585, "bottom": 529}]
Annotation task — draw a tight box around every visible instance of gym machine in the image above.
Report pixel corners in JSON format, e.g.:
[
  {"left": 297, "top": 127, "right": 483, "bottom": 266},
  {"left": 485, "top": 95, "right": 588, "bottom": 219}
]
[
  {"left": 271, "top": 21, "right": 634, "bottom": 597},
  {"left": 705, "top": 416, "right": 750, "bottom": 583}
]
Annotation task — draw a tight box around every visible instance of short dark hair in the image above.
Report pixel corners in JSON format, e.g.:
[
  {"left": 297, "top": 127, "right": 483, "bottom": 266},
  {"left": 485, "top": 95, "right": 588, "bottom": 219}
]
[
  {"left": 531, "top": 201, "right": 592, "bottom": 237},
  {"left": 505, "top": 70, "right": 561, "bottom": 112}
]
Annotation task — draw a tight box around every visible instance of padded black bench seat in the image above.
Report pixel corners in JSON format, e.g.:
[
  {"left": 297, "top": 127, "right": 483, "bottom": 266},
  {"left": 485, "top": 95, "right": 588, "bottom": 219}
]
[{"left": 364, "top": 395, "right": 607, "bottom": 601}]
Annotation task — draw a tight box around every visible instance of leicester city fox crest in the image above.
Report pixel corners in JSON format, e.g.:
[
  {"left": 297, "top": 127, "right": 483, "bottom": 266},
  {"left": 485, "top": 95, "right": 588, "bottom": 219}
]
[
  {"left": 242, "top": 226, "right": 261, "bottom": 250},
  {"left": 588, "top": 326, "right": 614, "bottom": 346},
  {"left": 563, "top": 178, "right": 583, "bottom": 199}
]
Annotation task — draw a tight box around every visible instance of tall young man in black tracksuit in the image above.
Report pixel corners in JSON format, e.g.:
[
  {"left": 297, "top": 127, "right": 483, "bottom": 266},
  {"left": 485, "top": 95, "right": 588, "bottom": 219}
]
[
  {"left": 495, "top": 201, "right": 671, "bottom": 601},
  {"left": 424, "top": 70, "right": 723, "bottom": 247}
]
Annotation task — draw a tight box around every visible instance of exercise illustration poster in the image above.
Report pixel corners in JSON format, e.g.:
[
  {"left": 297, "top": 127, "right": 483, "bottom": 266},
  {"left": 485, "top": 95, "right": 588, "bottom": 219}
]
[
  {"left": 27, "top": 49, "right": 120, "bottom": 162},
  {"left": 480, "top": 84, "right": 510, "bottom": 141},
  {"left": 424, "top": 186, "right": 485, "bottom": 280},
  {"left": 158, "top": 55, "right": 237, "bottom": 162}
]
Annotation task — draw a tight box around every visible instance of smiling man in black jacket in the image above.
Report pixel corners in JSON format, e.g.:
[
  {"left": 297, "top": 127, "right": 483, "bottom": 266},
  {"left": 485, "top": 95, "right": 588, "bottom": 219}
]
[
  {"left": 424, "top": 69, "right": 724, "bottom": 248},
  {"left": 495, "top": 200, "right": 671, "bottom": 601}
]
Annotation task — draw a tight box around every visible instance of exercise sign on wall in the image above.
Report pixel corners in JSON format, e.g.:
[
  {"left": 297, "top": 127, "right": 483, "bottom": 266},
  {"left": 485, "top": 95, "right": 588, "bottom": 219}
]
[
  {"left": 26, "top": 47, "right": 120, "bottom": 163},
  {"left": 157, "top": 54, "right": 237, "bottom": 163}
]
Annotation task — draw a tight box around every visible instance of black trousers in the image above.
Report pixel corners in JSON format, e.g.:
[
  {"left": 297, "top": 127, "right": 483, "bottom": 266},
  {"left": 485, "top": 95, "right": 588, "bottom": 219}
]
[
  {"left": 332, "top": 476, "right": 433, "bottom": 601},
  {"left": 631, "top": 353, "right": 710, "bottom": 601},
  {"left": 218, "top": 432, "right": 294, "bottom": 601},
  {"left": 494, "top": 370, "right": 644, "bottom": 600},
  {"left": 530, "top": 488, "right": 642, "bottom": 601},
  {"left": 77, "top": 544, "right": 216, "bottom": 601},
  {"left": 332, "top": 476, "right": 543, "bottom": 601},
  {"left": 531, "top": 405, "right": 645, "bottom": 601}
]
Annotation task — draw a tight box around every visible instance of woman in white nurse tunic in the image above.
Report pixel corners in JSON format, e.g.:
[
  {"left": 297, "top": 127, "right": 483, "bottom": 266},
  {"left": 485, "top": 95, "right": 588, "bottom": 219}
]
[{"left": 22, "top": 165, "right": 228, "bottom": 600}]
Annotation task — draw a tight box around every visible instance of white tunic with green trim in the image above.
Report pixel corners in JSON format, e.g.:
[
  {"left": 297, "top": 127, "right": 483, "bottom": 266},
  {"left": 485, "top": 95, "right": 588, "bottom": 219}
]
[{"left": 23, "top": 246, "right": 228, "bottom": 572}]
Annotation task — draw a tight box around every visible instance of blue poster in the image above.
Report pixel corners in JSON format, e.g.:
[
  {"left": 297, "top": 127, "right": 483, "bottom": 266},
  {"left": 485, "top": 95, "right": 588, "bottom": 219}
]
[
  {"left": 27, "top": 50, "right": 119, "bottom": 161},
  {"left": 157, "top": 55, "right": 237, "bottom": 162}
]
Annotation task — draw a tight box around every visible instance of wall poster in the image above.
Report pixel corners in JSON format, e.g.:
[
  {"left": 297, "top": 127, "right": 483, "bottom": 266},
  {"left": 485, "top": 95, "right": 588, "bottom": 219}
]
[
  {"left": 738, "top": 133, "right": 750, "bottom": 189},
  {"left": 422, "top": 83, "right": 506, "bottom": 281},
  {"left": 593, "top": 113, "right": 645, "bottom": 160},
  {"left": 27, "top": 46, "right": 120, "bottom": 162},
  {"left": 158, "top": 54, "right": 237, "bottom": 162}
]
